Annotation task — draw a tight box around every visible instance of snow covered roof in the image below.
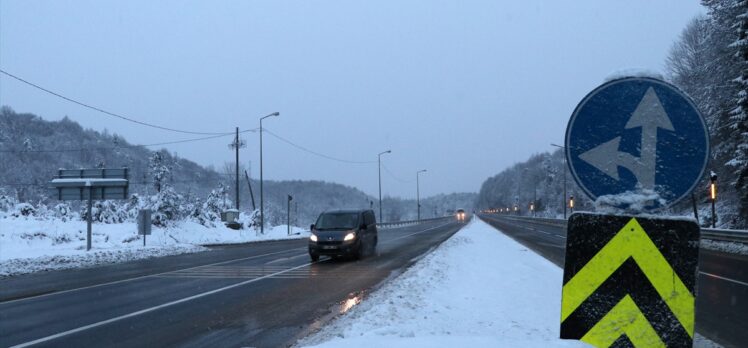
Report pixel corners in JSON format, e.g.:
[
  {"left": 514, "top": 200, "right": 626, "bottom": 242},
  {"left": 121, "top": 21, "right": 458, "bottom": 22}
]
[{"left": 50, "top": 178, "right": 128, "bottom": 187}]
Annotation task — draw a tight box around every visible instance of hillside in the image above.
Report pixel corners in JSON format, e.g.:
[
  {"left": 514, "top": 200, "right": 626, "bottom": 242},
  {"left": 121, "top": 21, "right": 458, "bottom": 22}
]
[{"left": 0, "top": 107, "right": 476, "bottom": 225}]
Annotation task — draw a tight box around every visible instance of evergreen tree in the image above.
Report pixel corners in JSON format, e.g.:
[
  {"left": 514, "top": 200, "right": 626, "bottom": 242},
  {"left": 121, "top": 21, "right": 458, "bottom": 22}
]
[
  {"left": 149, "top": 150, "right": 171, "bottom": 193},
  {"left": 728, "top": 0, "right": 748, "bottom": 222}
]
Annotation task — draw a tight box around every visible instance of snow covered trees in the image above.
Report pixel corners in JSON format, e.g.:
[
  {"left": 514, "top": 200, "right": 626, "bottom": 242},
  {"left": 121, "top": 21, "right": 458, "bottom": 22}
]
[
  {"left": 149, "top": 150, "right": 171, "bottom": 193},
  {"left": 662, "top": 0, "right": 748, "bottom": 227},
  {"left": 728, "top": 0, "right": 748, "bottom": 222}
]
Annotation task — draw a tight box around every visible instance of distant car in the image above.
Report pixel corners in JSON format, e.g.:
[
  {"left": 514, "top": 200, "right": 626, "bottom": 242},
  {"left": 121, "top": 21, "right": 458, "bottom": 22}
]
[
  {"left": 309, "top": 209, "right": 378, "bottom": 261},
  {"left": 456, "top": 209, "right": 467, "bottom": 222}
]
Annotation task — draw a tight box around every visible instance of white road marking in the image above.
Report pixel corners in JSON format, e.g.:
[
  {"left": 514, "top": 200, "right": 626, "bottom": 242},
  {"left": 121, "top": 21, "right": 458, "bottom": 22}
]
[{"left": 699, "top": 271, "right": 748, "bottom": 287}]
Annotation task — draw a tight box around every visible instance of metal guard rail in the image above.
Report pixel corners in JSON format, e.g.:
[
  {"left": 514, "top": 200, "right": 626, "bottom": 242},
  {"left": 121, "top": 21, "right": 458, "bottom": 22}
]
[
  {"left": 376, "top": 216, "right": 455, "bottom": 229},
  {"left": 482, "top": 214, "right": 748, "bottom": 244}
]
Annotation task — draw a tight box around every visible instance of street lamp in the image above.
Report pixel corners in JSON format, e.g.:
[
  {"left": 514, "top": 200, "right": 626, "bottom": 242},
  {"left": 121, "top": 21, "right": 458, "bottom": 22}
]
[
  {"left": 551, "top": 143, "right": 568, "bottom": 219},
  {"left": 378, "top": 150, "right": 391, "bottom": 222},
  {"left": 416, "top": 169, "right": 427, "bottom": 221},
  {"left": 259, "top": 111, "right": 280, "bottom": 234},
  {"left": 569, "top": 195, "right": 575, "bottom": 214}
]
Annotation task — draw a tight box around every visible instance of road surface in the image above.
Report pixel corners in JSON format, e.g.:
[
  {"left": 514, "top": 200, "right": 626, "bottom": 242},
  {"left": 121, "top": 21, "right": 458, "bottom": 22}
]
[{"left": 0, "top": 219, "right": 463, "bottom": 348}]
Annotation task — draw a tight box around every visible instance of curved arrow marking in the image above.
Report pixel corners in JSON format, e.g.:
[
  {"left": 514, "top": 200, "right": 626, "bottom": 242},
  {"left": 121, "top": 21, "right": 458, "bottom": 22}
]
[{"left": 579, "top": 87, "right": 674, "bottom": 189}]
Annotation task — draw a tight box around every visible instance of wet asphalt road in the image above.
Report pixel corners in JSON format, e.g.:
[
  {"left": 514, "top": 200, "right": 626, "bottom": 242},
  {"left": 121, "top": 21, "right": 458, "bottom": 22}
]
[
  {"left": 478, "top": 213, "right": 748, "bottom": 348},
  {"left": 0, "top": 219, "right": 464, "bottom": 348}
]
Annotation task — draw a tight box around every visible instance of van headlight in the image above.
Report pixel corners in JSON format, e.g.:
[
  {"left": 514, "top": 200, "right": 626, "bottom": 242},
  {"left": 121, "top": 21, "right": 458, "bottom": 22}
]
[
  {"left": 310, "top": 234, "right": 318, "bottom": 242},
  {"left": 344, "top": 232, "right": 356, "bottom": 241}
]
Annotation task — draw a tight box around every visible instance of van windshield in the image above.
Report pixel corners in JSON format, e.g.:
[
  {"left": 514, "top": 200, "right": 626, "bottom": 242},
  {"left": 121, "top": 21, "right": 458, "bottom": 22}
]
[{"left": 316, "top": 213, "right": 359, "bottom": 230}]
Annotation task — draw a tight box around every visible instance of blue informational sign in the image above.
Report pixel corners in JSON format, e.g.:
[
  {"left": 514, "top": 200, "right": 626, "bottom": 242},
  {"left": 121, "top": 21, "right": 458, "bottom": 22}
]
[{"left": 565, "top": 77, "right": 709, "bottom": 211}]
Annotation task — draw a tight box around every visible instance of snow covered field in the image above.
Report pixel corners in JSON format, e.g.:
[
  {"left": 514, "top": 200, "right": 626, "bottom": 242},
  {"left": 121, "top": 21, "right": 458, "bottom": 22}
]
[
  {"left": 0, "top": 216, "right": 307, "bottom": 277},
  {"left": 298, "top": 217, "right": 721, "bottom": 348}
]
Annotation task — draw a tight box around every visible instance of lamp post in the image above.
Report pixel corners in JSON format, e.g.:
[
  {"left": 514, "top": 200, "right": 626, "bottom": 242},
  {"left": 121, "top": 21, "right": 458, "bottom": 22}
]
[
  {"left": 710, "top": 172, "right": 717, "bottom": 228},
  {"left": 416, "top": 169, "right": 427, "bottom": 221},
  {"left": 259, "top": 112, "right": 280, "bottom": 234},
  {"left": 378, "top": 150, "right": 391, "bottom": 222},
  {"left": 551, "top": 143, "right": 567, "bottom": 219}
]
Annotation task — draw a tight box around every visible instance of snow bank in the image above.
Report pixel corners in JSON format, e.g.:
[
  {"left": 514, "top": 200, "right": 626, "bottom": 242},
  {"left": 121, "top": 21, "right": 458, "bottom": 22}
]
[
  {"left": 701, "top": 239, "right": 748, "bottom": 255},
  {"left": 593, "top": 189, "right": 667, "bottom": 214},
  {"left": 0, "top": 216, "right": 308, "bottom": 277},
  {"left": 604, "top": 68, "right": 665, "bottom": 82},
  {"left": 298, "top": 218, "right": 591, "bottom": 348}
]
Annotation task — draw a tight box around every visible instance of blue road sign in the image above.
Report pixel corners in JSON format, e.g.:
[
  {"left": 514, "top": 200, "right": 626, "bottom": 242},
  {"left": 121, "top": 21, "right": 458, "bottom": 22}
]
[{"left": 565, "top": 77, "right": 709, "bottom": 211}]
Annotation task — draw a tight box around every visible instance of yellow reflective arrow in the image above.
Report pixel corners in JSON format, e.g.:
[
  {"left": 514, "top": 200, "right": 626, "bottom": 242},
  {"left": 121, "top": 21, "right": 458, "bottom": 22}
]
[
  {"left": 561, "top": 218, "right": 694, "bottom": 337},
  {"left": 581, "top": 295, "right": 665, "bottom": 347}
]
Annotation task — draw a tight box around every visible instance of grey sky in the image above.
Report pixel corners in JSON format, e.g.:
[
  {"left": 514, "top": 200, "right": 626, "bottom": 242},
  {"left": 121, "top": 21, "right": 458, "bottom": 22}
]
[{"left": 0, "top": 0, "right": 704, "bottom": 199}]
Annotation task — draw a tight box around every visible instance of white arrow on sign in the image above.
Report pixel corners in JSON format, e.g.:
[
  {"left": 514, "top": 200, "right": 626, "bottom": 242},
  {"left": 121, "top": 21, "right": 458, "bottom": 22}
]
[{"left": 578, "top": 87, "right": 675, "bottom": 190}]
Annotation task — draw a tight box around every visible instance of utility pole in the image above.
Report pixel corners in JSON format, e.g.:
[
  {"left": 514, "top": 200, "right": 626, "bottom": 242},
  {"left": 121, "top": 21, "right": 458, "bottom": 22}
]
[
  {"left": 235, "top": 127, "right": 240, "bottom": 210},
  {"left": 416, "top": 169, "right": 426, "bottom": 221},
  {"left": 287, "top": 194, "right": 293, "bottom": 236},
  {"left": 378, "top": 150, "right": 391, "bottom": 222},
  {"left": 259, "top": 112, "right": 280, "bottom": 234},
  {"left": 244, "top": 170, "right": 256, "bottom": 210}
]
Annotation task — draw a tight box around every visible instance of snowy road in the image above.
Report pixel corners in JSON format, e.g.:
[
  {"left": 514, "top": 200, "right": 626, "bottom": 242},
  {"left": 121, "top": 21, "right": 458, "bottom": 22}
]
[
  {"left": 478, "top": 214, "right": 747, "bottom": 348},
  {"left": 0, "top": 219, "right": 462, "bottom": 348}
]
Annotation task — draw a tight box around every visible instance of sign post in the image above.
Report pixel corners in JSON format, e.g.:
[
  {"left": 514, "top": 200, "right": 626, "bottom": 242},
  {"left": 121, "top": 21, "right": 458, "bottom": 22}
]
[
  {"left": 49, "top": 168, "right": 129, "bottom": 251},
  {"left": 138, "top": 209, "right": 152, "bottom": 246},
  {"left": 561, "top": 77, "right": 709, "bottom": 347}
]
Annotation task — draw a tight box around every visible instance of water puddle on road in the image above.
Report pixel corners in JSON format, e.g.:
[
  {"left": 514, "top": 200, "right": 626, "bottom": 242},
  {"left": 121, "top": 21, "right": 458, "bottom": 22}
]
[{"left": 339, "top": 292, "right": 364, "bottom": 314}]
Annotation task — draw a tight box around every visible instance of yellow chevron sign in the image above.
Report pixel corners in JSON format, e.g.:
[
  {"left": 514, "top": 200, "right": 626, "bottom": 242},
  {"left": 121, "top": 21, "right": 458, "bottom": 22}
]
[{"left": 560, "top": 213, "right": 700, "bottom": 347}]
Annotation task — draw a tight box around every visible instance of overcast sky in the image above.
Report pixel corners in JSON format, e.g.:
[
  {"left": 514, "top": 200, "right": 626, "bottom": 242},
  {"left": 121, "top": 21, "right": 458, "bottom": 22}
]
[{"left": 0, "top": 0, "right": 704, "bottom": 199}]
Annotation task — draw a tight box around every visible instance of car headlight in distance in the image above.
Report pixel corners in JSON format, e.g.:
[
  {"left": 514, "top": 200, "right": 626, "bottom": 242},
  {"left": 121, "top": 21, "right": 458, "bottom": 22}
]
[
  {"left": 344, "top": 232, "right": 356, "bottom": 241},
  {"left": 310, "top": 234, "right": 318, "bottom": 242}
]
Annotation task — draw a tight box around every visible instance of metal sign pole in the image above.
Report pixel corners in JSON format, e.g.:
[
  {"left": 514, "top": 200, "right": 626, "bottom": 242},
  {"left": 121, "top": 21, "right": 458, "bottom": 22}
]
[{"left": 87, "top": 187, "right": 93, "bottom": 251}]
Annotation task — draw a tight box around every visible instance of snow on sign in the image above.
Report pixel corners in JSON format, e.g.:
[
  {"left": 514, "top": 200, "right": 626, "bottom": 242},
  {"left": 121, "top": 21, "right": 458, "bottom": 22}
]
[
  {"left": 560, "top": 213, "right": 699, "bottom": 347},
  {"left": 565, "top": 77, "right": 709, "bottom": 211}
]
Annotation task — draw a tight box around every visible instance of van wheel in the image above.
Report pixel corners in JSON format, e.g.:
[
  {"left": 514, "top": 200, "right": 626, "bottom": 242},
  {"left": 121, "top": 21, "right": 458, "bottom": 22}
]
[
  {"left": 352, "top": 243, "right": 363, "bottom": 260},
  {"left": 310, "top": 253, "right": 319, "bottom": 262}
]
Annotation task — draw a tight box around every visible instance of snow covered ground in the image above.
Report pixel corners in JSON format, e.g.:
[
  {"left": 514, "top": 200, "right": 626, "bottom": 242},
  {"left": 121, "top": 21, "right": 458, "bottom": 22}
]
[
  {"left": 297, "top": 217, "right": 590, "bottom": 348},
  {"left": 298, "top": 217, "right": 721, "bottom": 348},
  {"left": 0, "top": 216, "right": 307, "bottom": 277}
]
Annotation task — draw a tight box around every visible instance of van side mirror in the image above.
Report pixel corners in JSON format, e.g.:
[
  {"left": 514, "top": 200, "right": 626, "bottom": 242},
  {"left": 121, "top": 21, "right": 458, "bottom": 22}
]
[
  {"left": 360, "top": 223, "right": 367, "bottom": 230},
  {"left": 310, "top": 224, "right": 315, "bottom": 231}
]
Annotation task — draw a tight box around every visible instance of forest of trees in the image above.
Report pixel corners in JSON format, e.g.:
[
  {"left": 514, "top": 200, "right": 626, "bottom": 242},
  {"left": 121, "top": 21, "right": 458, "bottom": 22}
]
[
  {"left": 0, "top": 107, "right": 474, "bottom": 227},
  {"left": 478, "top": 0, "right": 748, "bottom": 229}
]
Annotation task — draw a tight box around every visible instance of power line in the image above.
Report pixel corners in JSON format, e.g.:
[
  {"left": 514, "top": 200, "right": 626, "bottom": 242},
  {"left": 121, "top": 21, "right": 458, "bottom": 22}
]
[
  {"left": 0, "top": 129, "right": 257, "bottom": 153},
  {"left": 262, "top": 128, "right": 376, "bottom": 164},
  {"left": 381, "top": 163, "right": 414, "bottom": 183},
  {"left": 0, "top": 68, "right": 232, "bottom": 135}
]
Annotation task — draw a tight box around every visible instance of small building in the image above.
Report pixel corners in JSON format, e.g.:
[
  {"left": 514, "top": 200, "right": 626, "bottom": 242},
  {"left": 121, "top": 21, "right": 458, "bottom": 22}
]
[{"left": 221, "top": 209, "right": 242, "bottom": 230}]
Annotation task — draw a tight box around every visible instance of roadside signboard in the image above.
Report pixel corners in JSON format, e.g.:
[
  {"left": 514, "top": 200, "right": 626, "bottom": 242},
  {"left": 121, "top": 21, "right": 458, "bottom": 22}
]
[
  {"left": 565, "top": 77, "right": 709, "bottom": 211},
  {"left": 49, "top": 168, "right": 129, "bottom": 251},
  {"left": 50, "top": 168, "right": 129, "bottom": 201},
  {"left": 138, "top": 209, "right": 152, "bottom": 247},
  {"left": 560, "top": 213, "right": 699, "bottom": 347}
]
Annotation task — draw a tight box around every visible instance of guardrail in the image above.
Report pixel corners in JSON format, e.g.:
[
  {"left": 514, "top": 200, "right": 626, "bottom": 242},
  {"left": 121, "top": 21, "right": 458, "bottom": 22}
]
[
  {"left": 480, "top": 214, "right": 748, "bottom": 244},
  {"left": 376, "top": 216, "right": 455, "bottom": 229}
]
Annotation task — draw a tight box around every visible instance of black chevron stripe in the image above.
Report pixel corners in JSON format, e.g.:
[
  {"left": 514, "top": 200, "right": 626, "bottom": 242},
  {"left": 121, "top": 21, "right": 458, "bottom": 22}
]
[
  {"left": 561, "top": 258, "right": 692, "bottom": 347},
  {"left": 611, "top": 335, "right": 635, "bottom": 348}
]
